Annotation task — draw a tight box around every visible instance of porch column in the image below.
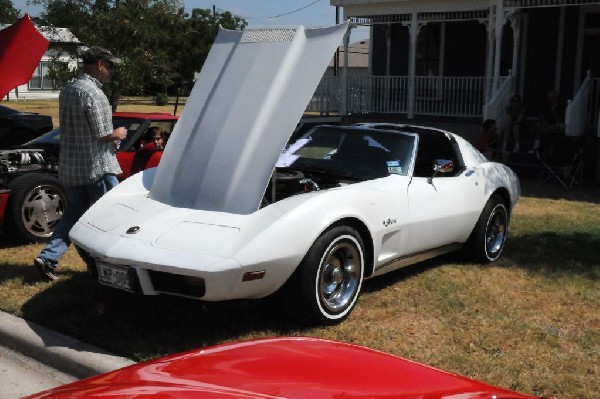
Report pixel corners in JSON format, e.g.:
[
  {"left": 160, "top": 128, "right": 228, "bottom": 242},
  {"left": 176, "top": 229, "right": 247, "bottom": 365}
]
[
  {"left": 484, "top": 7, "right": 495, "bottom": 103},
  {"left": 574, "top": 6, "right": 585, "bottom": 89},
  {"left": 555, "top": 6, "right": 566, "bottom": 93},
  {"left": 384, "top": 24, "right": 392, "bottom": 110},
  {"left": 507, "top": 11, "right": 521, "bottom": 93},
  {"left": 341, "top": 25, "right": 351, "bottom": 116},
  {"left": 407, "top": 12, "right": 418, "bottom": 119},
  {"left": 385, "top": 24, "right": 392, "bottom": 76},
  {"left": 492, "top": 0, "right": 504, "bottom": 93}
]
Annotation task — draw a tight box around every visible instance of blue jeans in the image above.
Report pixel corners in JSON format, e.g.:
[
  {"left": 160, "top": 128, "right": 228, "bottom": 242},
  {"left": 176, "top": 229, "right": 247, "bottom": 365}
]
[{"left": 39, "top": 174, "right": 119, "bottom": 269}]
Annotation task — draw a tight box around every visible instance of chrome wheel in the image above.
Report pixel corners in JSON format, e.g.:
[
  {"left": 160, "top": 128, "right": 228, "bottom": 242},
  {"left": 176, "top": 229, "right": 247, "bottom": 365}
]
[
  {"left": 485, "top": 203, "right": 507, "bottom": 259},
  {"left": 284, "top": 226, "right": 365, "bottom": 325},
  {"left": 467, "top": 194, "right": 509, "bottom": 263},
  {"left": 317, "top": 235, "right": 363, "bottom": 314},
  {"left": 22, "top": 184, "right": 65, "bottom": 238}
]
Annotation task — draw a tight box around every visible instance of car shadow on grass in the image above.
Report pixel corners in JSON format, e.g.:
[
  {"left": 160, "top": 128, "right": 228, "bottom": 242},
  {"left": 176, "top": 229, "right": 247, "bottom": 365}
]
[
  {"left": 14, "top": 229, "right": 599, "bottom": 362},
  {"left": 361, "top": 229, "right": 600, "bottom": 296},
  {"left": 19, "top": 271, "right": 306, "bottom": 361},
  {"left": 505, "top": 231, "right": 600, "bottom": 279},
  {"left": 361, "top": 257, "right": 448, "bottom": 294},
  {"left": 0, "top": 232, "right": 38, "bottom": 249},
  {"left": 520, "top": 178, "right": 600, "bottom": 204},
  {"left": 0, "top": 262, "right": 80, "bottom": 286}
]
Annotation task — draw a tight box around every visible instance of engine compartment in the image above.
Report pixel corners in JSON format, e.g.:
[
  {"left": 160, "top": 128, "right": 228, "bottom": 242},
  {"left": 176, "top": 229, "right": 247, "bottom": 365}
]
[
  {"left": 262, "top": 167, "right": 356, "bottom": 207},
  {"left": 0, "top": 148, "right": 58, "bottom": 185}
]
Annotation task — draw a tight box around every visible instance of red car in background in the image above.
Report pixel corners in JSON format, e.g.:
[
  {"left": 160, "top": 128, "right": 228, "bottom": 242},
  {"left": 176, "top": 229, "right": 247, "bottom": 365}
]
[{"left": 0, "top": 112, "right": 178, "bottom": 243}]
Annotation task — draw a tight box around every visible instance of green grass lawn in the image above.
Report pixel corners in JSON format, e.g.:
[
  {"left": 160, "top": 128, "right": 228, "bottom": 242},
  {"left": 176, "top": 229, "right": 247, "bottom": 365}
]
[{"left": 0, "top": 176, "right": 598, "bottom": 397}]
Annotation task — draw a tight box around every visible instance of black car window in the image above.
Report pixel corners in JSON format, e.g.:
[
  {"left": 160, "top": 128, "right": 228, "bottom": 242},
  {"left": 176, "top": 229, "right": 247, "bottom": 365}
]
[
  {"left": 413, "top": 130, "right": 459, "bottom": 178},
  {"left": 112, "top": 117, "right": 145, "bottom": 150}
]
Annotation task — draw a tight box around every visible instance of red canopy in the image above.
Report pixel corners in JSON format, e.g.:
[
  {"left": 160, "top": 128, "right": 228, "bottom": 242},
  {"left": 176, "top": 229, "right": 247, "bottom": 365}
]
[{"left": 0, "top": 14, "right": 50, "bottom": 100}]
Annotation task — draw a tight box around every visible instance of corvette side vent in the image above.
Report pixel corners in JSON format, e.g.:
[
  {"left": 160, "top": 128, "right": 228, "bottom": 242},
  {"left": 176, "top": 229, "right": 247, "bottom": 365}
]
[{"left": 240, "top": 28, "right": 297, "bottom": 43}]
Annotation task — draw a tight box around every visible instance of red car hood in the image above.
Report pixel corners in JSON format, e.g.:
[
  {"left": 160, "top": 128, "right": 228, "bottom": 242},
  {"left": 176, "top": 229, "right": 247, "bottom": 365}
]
[{"left": 26, "top": 337, "right": 540, "bottom": 399}]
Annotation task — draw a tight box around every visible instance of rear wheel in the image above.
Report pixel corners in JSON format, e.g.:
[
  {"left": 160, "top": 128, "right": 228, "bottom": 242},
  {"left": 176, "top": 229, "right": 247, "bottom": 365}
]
[
  {"left": 283, "top": 226, "right": 365, "bottom": 325},
  {"left": 4, "top": 174, "right": 67, "bottom": 243},
  {"left": 466, "top": 194, "right": 508, "bottom": 263}
]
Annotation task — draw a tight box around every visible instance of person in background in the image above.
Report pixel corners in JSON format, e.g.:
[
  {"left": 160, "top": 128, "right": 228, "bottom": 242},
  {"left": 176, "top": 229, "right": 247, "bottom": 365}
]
[
  {"left": 476, "top": 119, "right": 505, "bottom": 161},
  {"left": 506, "top": 94, "right": 525, "bottom": 153},
  {"left": 34, "top": 46, "right": 127, "bottom": 281},
  {"left": 142, "top": 126, "right": 166, "bottom": 151},
  {"left": 529, "top": 90, "right": 565, "bottom": 153},
  {"left": 539, "top": 90, "right": 564, "bottom": 148}
]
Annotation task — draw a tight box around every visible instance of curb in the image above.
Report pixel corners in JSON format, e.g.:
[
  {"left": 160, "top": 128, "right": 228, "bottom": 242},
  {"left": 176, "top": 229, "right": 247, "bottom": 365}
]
[{"left": 0, "top": 311, "right": 134, "bottom": 380}]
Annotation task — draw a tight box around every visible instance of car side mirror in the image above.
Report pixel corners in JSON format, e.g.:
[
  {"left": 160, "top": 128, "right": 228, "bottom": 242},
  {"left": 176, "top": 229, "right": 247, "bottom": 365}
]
[
  {"left": 433, "top": 159, "right": 454, "bottom": 174},
  {"left": 428, "top": 159, "right": 454, "bottom": 183}
]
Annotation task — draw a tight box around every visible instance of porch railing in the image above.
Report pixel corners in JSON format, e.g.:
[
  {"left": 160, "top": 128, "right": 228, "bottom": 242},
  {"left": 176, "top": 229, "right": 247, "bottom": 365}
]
[
  {"left": 348, "top": 76, "right": 410, "bottom": 114},
  {"left": 307, "top": 75, "right": 496, "bottom": 118},
  {"left": 564, "top": 71, "right": 590, "bottom": 136},
  {"left": 306, "top": 76, "right": 341, "bottom": 115},
  {"left": 414, "top": 76, "right": 489, "bottom": 117}
]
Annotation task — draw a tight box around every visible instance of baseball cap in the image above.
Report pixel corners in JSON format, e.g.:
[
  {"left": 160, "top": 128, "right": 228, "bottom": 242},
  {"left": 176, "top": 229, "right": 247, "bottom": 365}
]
[{"left": 81, "top": 46, "right": 122, "bottom": 65}]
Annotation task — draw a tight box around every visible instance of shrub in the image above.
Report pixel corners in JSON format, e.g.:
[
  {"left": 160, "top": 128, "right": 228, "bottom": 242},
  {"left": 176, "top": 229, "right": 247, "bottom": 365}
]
[{"left": 154, "top": 92, "right": 169, "bottom": 106}]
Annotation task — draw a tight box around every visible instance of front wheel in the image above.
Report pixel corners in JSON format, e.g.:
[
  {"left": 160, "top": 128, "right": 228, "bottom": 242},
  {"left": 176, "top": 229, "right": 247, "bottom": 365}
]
[
  {"left": 283, "top": 226, "right": 365, "bottom": 325},
  {"left": 3, "top": 174, "right": 67, "bottom": 243},
  {"left": 466, "top": 194, "right": 509, "bottom": 263}
]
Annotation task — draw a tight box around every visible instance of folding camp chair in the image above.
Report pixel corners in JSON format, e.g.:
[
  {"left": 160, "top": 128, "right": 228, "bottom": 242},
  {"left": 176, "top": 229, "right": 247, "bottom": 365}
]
[{"left": 536, "top": 137, "right": 584, "bottom": 188}]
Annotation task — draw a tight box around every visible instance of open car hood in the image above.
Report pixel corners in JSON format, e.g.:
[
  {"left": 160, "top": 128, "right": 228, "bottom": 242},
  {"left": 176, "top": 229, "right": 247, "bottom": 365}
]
[{"left": 150, "top": 23, "right": 348, "bottom": 214}]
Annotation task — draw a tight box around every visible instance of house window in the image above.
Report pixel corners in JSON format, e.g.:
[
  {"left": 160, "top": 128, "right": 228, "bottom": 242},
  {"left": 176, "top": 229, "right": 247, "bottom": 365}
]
[{"left": 29, "top": 61, "right": 54, "bottom": 90}]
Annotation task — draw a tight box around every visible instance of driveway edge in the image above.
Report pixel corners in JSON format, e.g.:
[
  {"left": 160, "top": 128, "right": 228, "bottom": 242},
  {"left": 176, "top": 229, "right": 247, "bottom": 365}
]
[{"left": 0, "top": 311, "right": 134, "bottom": 380}]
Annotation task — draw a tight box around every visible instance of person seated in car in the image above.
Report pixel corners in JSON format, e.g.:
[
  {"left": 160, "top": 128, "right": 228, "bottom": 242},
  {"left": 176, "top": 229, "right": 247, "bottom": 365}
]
[{"left": 139, "top": 127, "right": 166, "bottom": 153}]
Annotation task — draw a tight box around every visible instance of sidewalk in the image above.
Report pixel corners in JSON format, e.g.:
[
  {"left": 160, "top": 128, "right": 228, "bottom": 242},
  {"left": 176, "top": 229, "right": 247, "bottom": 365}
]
[{"left": 0, "top": 310, "right": 134, "bottom": 380}]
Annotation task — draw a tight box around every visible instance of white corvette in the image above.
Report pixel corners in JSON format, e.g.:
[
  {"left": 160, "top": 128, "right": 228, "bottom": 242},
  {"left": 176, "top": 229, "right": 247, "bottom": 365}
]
[{"left": 70, "top": 23, "right": 520, "bottom": 324}]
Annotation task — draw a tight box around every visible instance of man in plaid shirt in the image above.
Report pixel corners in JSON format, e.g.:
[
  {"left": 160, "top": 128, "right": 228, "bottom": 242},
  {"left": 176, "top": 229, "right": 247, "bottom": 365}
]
[{"left": 34, "top": 46, "right": 128, "bottom": 281}]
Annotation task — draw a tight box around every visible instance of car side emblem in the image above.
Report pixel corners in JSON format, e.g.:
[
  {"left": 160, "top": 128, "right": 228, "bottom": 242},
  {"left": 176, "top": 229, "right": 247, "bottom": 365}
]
[{"left": 126, "top": 226, "right": 140, "bottom": 234}]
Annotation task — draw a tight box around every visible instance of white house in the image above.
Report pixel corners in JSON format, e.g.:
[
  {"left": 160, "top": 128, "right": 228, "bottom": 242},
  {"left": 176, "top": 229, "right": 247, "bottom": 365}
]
[
  {"left": 319, "top": 1, "right": 599, "bottom": 134},
  {"left": 315, "top": 0, "right": 600, "bottom": 180}
]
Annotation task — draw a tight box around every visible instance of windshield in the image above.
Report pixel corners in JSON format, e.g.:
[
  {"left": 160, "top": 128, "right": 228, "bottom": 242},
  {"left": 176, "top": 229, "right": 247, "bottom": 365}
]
[{"left": 277, "top": 126, "right": 416, "bottom": 180}]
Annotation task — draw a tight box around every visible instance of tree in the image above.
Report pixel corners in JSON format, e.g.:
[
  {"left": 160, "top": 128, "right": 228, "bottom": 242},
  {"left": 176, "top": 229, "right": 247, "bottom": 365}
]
[
  {"left": 166, "top": 9, "right": 246, "bottom": 95},
  {"left": 33, "top": 0, "right": 246, "bottom": 109},
  {"left": 0, "top": 0, "right": 21, "bottom": 24}
]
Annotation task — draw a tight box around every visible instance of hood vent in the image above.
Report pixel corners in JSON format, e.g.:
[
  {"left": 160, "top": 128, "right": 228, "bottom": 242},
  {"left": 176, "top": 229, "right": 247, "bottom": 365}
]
[{"left": 241, "top": 28, "right": 297, "bottom": 43}]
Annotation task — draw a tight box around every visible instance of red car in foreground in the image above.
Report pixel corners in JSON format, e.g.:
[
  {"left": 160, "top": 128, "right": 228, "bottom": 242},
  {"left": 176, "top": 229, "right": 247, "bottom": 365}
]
[
  {"left": 24, "top": 337, "right": 548, "bottom": 399},
  {"left": 0, "top": 112, "right": 178, "bottom": 243}
]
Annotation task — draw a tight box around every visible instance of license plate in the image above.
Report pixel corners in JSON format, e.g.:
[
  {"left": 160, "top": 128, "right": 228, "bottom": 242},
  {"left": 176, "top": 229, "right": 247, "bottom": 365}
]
[{"left": 97, "top": 261, "right": 136, "bottom": 292}]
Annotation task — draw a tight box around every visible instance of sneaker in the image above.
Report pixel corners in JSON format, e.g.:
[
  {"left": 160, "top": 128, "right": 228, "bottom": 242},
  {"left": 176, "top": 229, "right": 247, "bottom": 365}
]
[{"left": 34, "top": 257, "right": 58, "bottom": 281}]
